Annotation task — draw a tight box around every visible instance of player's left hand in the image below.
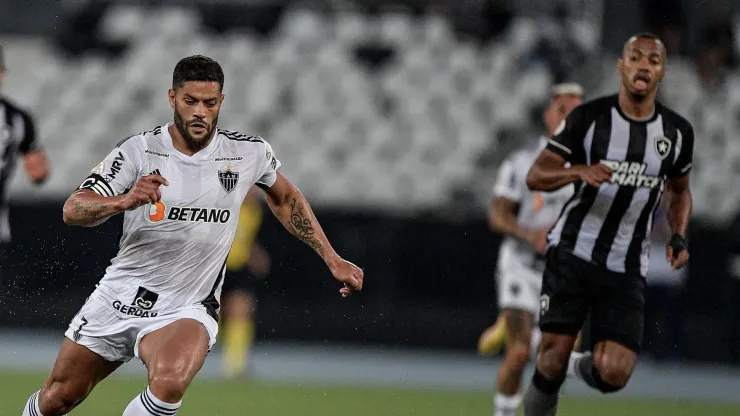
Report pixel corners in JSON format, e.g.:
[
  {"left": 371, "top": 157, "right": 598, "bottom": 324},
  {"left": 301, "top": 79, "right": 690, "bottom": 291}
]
[
  {"left": 666, "top": 233, "right": 689, "bottom": 270},
  {"left": 330, "top": 258, "right": 364, "bottom": 297}
]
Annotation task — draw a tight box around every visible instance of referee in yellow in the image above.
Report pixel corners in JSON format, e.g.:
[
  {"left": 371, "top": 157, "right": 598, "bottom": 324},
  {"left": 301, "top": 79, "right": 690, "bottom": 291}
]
[{"left": 221, "top": 186, "right": 271, "bottom": 378}]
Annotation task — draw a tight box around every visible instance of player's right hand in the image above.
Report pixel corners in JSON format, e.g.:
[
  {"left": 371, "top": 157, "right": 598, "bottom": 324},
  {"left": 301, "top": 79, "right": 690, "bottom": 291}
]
[
  {"left": 119, "top": 174, "right": 169, "bottom": 210},
  {"left": 525, "top": 227, "right": 549, "bottom": 255},
  {"left": 579, "top": 163, "right": 613, "bottom": 188}
]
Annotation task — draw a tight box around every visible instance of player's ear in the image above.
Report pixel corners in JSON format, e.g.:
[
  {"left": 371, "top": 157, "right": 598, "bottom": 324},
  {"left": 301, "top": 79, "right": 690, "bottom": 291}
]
[
  {"left": 220, "top": 93, "right": 225, "bottom": 104},
  {"left": 617, "top": 58, "right": 624, "bottom": 75},
  {"left": 168, "top": 89, "right": 176, "bottom": 109}
]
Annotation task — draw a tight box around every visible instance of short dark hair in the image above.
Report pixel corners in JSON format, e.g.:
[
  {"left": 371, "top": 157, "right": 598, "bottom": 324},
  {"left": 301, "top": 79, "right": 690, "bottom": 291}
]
[
  {"left": 631, "top": 32, "right": 661, "bottom": 42},
  {"left": 172, "top": 55, "right": 224, "bottom": 91}
]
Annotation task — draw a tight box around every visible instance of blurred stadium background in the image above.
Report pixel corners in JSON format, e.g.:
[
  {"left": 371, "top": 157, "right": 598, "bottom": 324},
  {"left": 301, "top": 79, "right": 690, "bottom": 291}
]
[{"left": 3, "top": 0, "right": 740, "bottom": 415}]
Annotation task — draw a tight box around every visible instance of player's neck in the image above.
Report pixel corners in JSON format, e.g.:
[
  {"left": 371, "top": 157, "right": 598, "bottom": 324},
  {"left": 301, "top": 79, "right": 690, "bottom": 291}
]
[
  {"left": 168, "top": 124, "right": 214, "bottom": 156},
  {"left": 618, "top": 88, "right": 656, "bottom": 121}
]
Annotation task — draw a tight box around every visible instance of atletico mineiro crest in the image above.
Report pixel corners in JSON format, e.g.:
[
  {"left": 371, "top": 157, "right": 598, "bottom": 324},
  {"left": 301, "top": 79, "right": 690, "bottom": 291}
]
[
  {"left": 218, "top": 166, "right": 239, "bottom": 194},
  {"left": 654, "top": 136, "right": 671, "bottom": 160}
]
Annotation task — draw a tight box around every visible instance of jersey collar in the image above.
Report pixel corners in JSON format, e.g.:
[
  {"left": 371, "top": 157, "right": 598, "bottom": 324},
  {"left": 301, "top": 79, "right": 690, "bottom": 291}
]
[{"left": 162, "top": 122, "right": 220, "bottom": 161}]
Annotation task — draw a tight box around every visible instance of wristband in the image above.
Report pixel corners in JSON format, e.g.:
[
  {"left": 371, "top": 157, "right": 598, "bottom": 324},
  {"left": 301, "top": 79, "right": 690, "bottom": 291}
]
[{"left": 668, "top": 233, "right": 687, "bottom": 258}]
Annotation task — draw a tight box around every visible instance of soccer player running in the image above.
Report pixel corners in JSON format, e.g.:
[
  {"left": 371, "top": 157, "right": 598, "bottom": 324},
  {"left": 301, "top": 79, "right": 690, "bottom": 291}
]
[
  {"left": 21, "top": 56, "right": 363, "bottom": 416},
  {"left": 0, "top": 46, "right": 50, "bottom": 281},
  {"left": 522, "top": 33, "right": 693, "bottom": 415},
  {"left": 478, "top": 83, "right": 583, "bottom": 416}
]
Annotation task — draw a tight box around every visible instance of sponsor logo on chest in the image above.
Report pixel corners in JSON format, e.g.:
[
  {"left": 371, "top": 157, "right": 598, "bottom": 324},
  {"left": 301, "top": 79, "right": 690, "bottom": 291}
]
[
  {"left": 600, "top": 160, "right": 662, "bottom": 189},
  {"left": 147, "top": 201, "right": 231, "bottom": 224}
]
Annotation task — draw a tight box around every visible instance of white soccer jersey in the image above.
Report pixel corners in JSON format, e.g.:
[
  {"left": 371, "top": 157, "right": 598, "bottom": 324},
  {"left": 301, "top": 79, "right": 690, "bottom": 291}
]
[
  {"left": 77, "top": 124, "right": 280, "bottom": 321},
  {"left": 493, "top": 137, "right": 573, "bottom": 272}
]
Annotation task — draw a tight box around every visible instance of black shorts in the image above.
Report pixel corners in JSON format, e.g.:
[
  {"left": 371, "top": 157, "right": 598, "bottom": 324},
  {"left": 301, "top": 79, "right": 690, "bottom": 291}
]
[
  {"left": 221, "top": 266, "right": 265, "bottom": 294},
  {"left": 539, "top": 245, "right": 645, "bottom": 353}
]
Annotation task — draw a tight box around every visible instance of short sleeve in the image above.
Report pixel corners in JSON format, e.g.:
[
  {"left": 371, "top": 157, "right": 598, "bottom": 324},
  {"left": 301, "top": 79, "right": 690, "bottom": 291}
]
[
  {"left": 77, "top": 137, "right": 143, "bottom": 197},
  {"left": 546, "top": 106, "right": 587, "bottom": 163},
  {"left": 255, "top": 141, "right": 281, "bottom": 188},
  {"left": 18, "top": 111, "right": 39, "bottom": 155},
  {"left": 668, "top": 123, "right": 694, "bottom": 179},
  {"left": 492, "top": 157, "right": 522, "bottom": 202}
]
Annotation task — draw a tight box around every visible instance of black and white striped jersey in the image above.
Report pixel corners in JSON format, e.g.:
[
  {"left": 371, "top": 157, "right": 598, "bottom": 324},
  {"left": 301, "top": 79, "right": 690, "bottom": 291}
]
[
  {"left": 545, "top": 94, "right": 694, "bottom": 277},
  {"left": 0, "top": 97, "right": 39, "bottom": 243}
]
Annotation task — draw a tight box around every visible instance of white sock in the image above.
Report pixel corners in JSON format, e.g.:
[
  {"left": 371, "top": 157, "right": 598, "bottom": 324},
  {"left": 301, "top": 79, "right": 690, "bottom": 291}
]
[
  {"left": 22, "top": 390, "right": 58, "bottom": 416},
  {"left": 529, "top": 327, "right": 542, "bottom": 361},
  {"left": 567, "top": 351, "right": 585, "bottom": 378},
  {"left": 494, "top": 392, "right": 521, "bottom": 416},
  {"left": 122, "top": 387, "right": 181, "bottom": 416}
]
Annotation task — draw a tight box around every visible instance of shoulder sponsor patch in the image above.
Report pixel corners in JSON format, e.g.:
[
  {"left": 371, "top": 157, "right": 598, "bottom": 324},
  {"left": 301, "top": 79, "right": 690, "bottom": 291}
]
[{"left": 91, "top": 161, "right": 105, "bottom": 174}]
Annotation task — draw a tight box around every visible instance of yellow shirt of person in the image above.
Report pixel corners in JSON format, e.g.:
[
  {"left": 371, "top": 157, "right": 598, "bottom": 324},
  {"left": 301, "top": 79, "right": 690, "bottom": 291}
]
[{"left": 225, "top": 199, "right": 263, "bottom": 272}]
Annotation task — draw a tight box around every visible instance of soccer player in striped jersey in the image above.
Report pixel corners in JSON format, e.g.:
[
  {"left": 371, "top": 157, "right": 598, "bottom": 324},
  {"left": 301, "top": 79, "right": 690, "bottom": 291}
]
[
  {"left": 522, "top": 33, "right": 694, "bottom": 415},
  {"left": 21, "top": 55, "right": 363, "bottom": 416},
  {"left": 0, "top": 46, "right": 50, "bottom": 283}
]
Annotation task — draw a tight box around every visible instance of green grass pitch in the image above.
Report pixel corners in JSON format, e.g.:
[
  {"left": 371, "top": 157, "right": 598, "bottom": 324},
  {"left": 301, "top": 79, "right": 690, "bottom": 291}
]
[{"left": 0, "top": 372, "right": 738, "bottom": 415}]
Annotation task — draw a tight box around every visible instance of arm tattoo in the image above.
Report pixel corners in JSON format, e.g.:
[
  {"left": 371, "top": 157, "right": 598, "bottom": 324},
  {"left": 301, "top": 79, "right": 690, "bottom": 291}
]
[
  {"left": 288, "top": 197, "right": 324, "bottom": 256},
  {"left": 71, "top": 200, "right": 108, "bottom": 223}
]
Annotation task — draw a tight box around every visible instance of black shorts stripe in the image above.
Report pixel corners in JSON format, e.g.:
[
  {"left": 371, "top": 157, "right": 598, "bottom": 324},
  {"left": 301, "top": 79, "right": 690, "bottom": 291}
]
[
  {"left": 201, "top": 260, "right": 227, "bottom": 322},
  {"left": 560, "top": 112, "right": 612, "bottom": 252},
  {"left": 591, "top": 122, "right": 647, "bottom": 266}
]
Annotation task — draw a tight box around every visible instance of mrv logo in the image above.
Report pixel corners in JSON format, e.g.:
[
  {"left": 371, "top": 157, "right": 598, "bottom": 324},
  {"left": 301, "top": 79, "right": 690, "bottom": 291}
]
[{"left": 601, "top": 160, "right": 662, "bottom": 189}]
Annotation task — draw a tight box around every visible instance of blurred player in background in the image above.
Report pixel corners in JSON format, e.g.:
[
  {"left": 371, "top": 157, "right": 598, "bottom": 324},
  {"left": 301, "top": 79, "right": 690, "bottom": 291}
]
[
  {"left": 221, "top": 186, "right": 271, "bottom": 378},
  {"left": 477, "top": 83, "right": 583, "bottom": 416},
  {"left": 0, "top": 46, "right": 50, "bottom": 282},
  {"left": 523, "top": 33, "right": 693, "bottom": 415},
  {"left": 21, "top": 55, "right": 363, "bottom": 416}
]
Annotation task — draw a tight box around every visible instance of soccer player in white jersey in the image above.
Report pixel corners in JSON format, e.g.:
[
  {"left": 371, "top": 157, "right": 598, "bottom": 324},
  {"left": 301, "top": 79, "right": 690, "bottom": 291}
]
[
  {"left": 21, "top": 55, "right": 364, "bottom": 416},
  {"left": 477, "top": 84, "right": 583, "bottom": 416}
]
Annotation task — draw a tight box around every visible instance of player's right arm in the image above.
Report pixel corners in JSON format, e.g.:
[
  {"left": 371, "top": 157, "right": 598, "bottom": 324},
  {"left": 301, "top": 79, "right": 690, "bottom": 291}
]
[
  {"left": 526, "top": 108, "right": 612, "bottom": 191},
  {"left": 489, "top": 157, "right": 547, "bottom": 253},
  {"left": 62, "top": 139, "right": 168, "bottom": 227}
]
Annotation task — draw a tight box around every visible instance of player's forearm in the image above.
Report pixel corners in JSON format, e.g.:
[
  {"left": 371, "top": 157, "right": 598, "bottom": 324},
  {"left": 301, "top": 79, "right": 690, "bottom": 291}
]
[
  {"left": 526, "top": 164, "right": 582, "bottom": 191},
  {"left": 666, "top": 187, "right": 692, "bottom": 237},
  {"left": 489, "top": 209, "right": 533, "bottom": 245},
  {"left": 268, "top": 189, "right": 340, "bottom": 267},
  {"left": 62, "top": 190, "right": 125, "bottom": 227}
]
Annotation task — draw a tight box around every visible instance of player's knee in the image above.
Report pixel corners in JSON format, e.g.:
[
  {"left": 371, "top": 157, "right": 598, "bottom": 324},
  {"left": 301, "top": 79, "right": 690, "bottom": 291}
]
[
  {"left": 150, "top": 364, "right": 191, "bottom": 402},
  {"left": 505, "top": 341, "right": 531, "bottom": 371},
  {"left": 40, "top": 378, "right": 89, "bottom": 415},
  {"left": 536, "top": 343, "right": 570, "bottom": 378},
  {"left": 595, "top": 361, "right": 631, "bottom": 392}
]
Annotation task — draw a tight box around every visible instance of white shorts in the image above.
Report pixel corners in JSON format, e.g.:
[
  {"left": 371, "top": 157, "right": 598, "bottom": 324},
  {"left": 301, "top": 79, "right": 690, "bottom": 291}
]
[
  {"left": 64, "top": 292, "right": 219, "bottom": 363},
  {"left": 497, "top": 248, "right": 543, "bottom": 317}
]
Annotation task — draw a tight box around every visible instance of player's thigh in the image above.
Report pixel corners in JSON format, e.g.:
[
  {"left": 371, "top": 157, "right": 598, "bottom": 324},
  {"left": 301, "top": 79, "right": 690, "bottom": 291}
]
[
  {"left": 138, "top": 317, "right": 212, "bottom": 389},
  {"left": 41, "top": 339, "right": 123, "bottom": 408},
  {"left": 538, "top": 247, "right": 591, "bottom": 337},
  {"left": 591, "top": 271, "right": 645, "bottom": 355}
]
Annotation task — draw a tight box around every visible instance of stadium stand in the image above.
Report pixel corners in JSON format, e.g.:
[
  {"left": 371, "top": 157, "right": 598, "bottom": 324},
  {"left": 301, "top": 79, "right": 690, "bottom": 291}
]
[{"left": 1, "top": 5, "right": 734, "bottom": 221}]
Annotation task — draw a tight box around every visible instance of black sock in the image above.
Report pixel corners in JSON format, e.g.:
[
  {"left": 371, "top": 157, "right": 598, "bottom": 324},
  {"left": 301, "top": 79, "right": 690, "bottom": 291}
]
[{"left": 523, "top": 369, "right": 564, "bottom": 416}]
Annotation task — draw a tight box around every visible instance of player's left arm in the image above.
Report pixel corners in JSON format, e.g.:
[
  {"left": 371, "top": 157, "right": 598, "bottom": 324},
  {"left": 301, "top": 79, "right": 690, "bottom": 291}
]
[
  {"left": 255, "top": 141, "right": 363, "bottom": 297},
  {"left": 263, "top": 172, "right": 363, "bottom": 297},
  {"left": 18, "top": 111, "right": 49, "bottom": 184},
  {"left": 663, "top": 122, "right": 695, "bottom": 270}
]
